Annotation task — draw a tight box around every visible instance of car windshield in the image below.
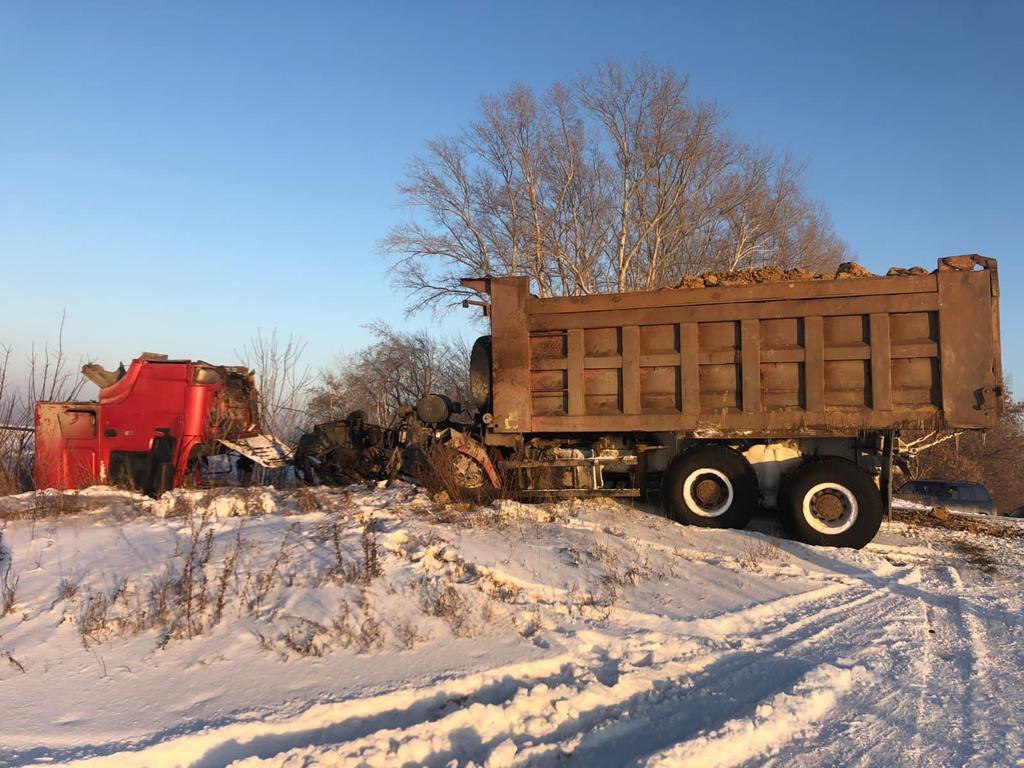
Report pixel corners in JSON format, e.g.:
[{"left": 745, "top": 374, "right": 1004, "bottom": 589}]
[
  {"left": 902, "top": 481, "right": 948, "bottom": 497},
  {"left": 900, "top": 481, "right": 994, "bottom": 505}
]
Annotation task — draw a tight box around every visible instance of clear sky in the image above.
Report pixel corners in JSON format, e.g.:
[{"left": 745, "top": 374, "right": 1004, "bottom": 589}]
[{"left": 1, "top": 1, "right": 1021, "bottom": 389}]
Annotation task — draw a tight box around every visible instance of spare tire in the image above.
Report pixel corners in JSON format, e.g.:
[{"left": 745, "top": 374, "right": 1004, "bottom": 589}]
[{"left": 469, "top": 335, "right": 493, "bottom": 412}]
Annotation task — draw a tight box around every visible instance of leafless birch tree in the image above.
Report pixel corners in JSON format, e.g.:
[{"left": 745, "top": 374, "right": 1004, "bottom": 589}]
[
  {"left": 384, "top": 60, "right": 847, "bottom": 311},
  {"left": 239, "top": 330, "right": 314, "bottom": 443},
  {"left": 309, "top": 323, "right": 470, "bottom": 425}
]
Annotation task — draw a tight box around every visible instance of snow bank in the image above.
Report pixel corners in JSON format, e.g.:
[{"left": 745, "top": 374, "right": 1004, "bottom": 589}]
[{"left": 1, "top": 485, "right": 1023, "bottom": 767}]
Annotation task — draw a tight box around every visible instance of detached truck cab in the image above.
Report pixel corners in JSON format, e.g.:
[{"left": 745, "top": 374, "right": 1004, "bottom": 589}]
[{"left": 35, "top": 354, "right": 289, "bottom": 495}]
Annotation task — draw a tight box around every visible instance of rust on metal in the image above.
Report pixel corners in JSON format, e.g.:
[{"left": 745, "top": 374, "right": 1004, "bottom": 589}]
[{"left": 488, "top": 277, "right": 532, "bottom": 432}]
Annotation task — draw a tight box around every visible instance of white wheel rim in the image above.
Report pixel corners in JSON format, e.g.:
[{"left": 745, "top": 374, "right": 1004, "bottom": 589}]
[
  {"left": 682, "top": 468, "right": 734, "bottom": 518},
  {"left": 802, "top": 482, "right": 859, "bottom": 534}
]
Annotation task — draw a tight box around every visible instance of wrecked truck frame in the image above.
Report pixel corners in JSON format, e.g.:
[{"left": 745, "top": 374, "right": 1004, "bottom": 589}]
[{"left": 294, "top": 394, "right": 501, "bottom": 502}]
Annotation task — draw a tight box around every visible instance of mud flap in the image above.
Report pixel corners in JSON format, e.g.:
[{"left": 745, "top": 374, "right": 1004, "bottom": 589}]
[{"left": 218, "top": 434, "right": 293, "bottom": 468}]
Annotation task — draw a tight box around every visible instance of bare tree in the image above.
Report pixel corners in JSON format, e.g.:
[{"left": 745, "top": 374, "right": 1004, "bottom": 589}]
[
  {"left": 383, "top": 60, "right": 848, "bottom": 311},
  {"left": 0, "top": 314, "right": 88, "bottom": 493},
  {"left": 25, "top": 312, "right": 86, "bottom": 405},
  {"left": 238, "top": 330, "right": 314, "bottom": 444},
  {"left": 0, "top": 345, "right": 25, "bottom": 494},
  {"left": 308, "top": 323, "right": 470, "bottom": 425}
]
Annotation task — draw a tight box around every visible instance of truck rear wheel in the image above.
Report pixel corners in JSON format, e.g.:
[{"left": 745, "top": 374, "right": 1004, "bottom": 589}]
[
  {"left": 661, "top": 445, "right": 758, "bottom": 528},
  {"left": 779, "top": 457, "right": 882, "bottom": 549}
]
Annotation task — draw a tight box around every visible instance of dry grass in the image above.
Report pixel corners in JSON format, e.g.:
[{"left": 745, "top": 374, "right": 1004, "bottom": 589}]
[
  {"left": 75, "top": 499, "right": 255, "bottom": 647},
  {"left": 292, "top": 485, "right": 324, "bottom": 514},
  {"left": 412, "top": 445, "right": 470, "bottom": 505},
  {"left": 892, "top": 507, "right": 1024, "bottom": 540},
  {"left": 478, "top": 573, "right": 523, "bottom": 604},
  {"left": 58, "top": 574, "right": 79, "bottom": 601},
  {"left": 565, "top": 582, "right": 614, "bottom": 620},
  {"left": 738, "top": 538, "right": 788, "bottom": 572},
  {"left": 51, "top": 488, "right": 537, "bottom": 655},
  {"left": 0, "top": 491, "right": 86, "bottom": 522},
  {"left": 281, "top": 618, "right": 331, "bottom": 657},
  {"left": 1, "top": 557, "right": 17, "bottom": 617},
  {"left": 392, "top": 618, "right": 426, "bottom": 649},
  {"left": 0, "top": 528, "right": 17, "bottom": 617},
  {"left": 418, "top": 577, "right": 472, "bottom": 636},
  {"left": 4, "top": 650, "right": 25, "bottom": 673},
  {"left": 317, "top": 518, "right": 360, "bottom": 585},
  {"left": 243, "top": 522, "right": 299, "bottom": 615},
  {"left": 361, "top": 518, "right": 382, "bottom": 582},
  {"left": 211, "top": 521, "right": 245, "bottom": 626},
  {"left": 412, "top": 443, "right": 504, "bottom": 514}
]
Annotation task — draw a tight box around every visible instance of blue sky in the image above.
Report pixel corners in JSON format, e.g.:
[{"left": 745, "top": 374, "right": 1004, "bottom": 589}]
[{"left": 1, "top": 1, "right": 1021, "bottom": 388}]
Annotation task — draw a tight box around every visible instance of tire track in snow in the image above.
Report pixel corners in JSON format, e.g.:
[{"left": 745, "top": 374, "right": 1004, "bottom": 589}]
[
  {"left": 756, "top": 585, "right": 927, "bottom": 768},
  {"left": 922, "top": 562, "right": 1023, "bottom": 768},
  {"left": 800, "top": 560, "right": 1024, "bottom": 768},
  {"left": 960, "top": 607, "right": 1012, "bottom": 767},
  {"left": 964, "top": 597, "right": 1024, "bottom": 764},
  {"left": 560, "top": 590, "right": 896, "bottom": 768},
  {"left": 636, "top": 662, "right": 874, "bottom": 768},
  {"left": 49, "top": 653, "right": 580, "bottom": 768},
  {"left": 218, "top": 585, "right": 892, "bottom": 767},
  {"left": 907, "top": 563, "right": 1008, "bottom": 768},
  {"left": 48, "top": 581, "right": 868, "bottom": 767}
]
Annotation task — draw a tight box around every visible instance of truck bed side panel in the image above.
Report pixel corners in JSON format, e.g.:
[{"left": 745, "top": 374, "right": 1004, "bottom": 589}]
[{"left": 485, "top": 259, "right": 1001, "bottom": 436}]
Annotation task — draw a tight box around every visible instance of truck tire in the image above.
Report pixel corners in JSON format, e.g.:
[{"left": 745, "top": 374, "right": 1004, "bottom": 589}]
[
  {"left": 294, "top": 431, "right": 327, "bottom": 485},
  {"left": 661, "top": 445, "right": 758, "bottom": 528},
  {"left": 778, "top": 457, "right": 882, "bottom": 549},
  {"left": 146, "top": 437, "right": 177, "bottom": 497}
]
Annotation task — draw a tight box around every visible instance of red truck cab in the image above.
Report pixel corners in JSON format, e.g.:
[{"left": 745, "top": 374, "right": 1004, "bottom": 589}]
[{"left": 34, "top": 354, "right": 282, "bottom": 495}]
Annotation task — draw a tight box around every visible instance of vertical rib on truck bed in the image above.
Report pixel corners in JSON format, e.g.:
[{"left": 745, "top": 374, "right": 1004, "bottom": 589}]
[{"left": 473, "top": 256, "right": 1002, "bottom": 437}]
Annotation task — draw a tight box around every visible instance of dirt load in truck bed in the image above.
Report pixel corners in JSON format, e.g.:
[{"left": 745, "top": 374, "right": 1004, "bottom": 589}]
[{"left": 674, "top": 261, "right": 930, "bottom": 290}]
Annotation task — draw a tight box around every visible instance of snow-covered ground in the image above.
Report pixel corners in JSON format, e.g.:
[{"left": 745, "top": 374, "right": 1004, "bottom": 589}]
[{"left": 1, "top": 484, "right": 1022, "bottom": 767}]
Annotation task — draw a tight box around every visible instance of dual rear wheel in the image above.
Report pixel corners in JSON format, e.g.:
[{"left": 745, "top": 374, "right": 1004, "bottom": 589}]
[
  {"left": 661, "top": 446, "right": 883, "bottom": 549},
  {"left": 661, "top": 445, "right": 758, "bottom": 530},
  {"left": 778, "top": 457, "right": 883, "bottom": 549}
]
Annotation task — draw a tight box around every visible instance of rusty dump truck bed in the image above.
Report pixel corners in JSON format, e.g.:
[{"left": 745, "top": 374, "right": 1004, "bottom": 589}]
[{"left": 470, "top": 255, "right": 1002, "bottom": 438}]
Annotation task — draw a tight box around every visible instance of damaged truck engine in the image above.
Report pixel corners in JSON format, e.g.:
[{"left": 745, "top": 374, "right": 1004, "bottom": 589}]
[{"left": 294, "top": 394, "right": 501, "bottom": 503}]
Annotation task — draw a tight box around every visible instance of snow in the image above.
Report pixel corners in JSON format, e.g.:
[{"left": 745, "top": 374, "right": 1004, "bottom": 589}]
[{"left": 1, "top": 484, "right": 1023, "bottom": 767}]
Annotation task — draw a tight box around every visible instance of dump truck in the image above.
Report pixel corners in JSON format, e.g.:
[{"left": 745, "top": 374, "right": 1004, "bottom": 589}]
[
  {"left": 440, "top": 255, "right": 1002, "bottom": 548},
  {"left": 34, "top": 354, "right": 290, "bottom": 495}
]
